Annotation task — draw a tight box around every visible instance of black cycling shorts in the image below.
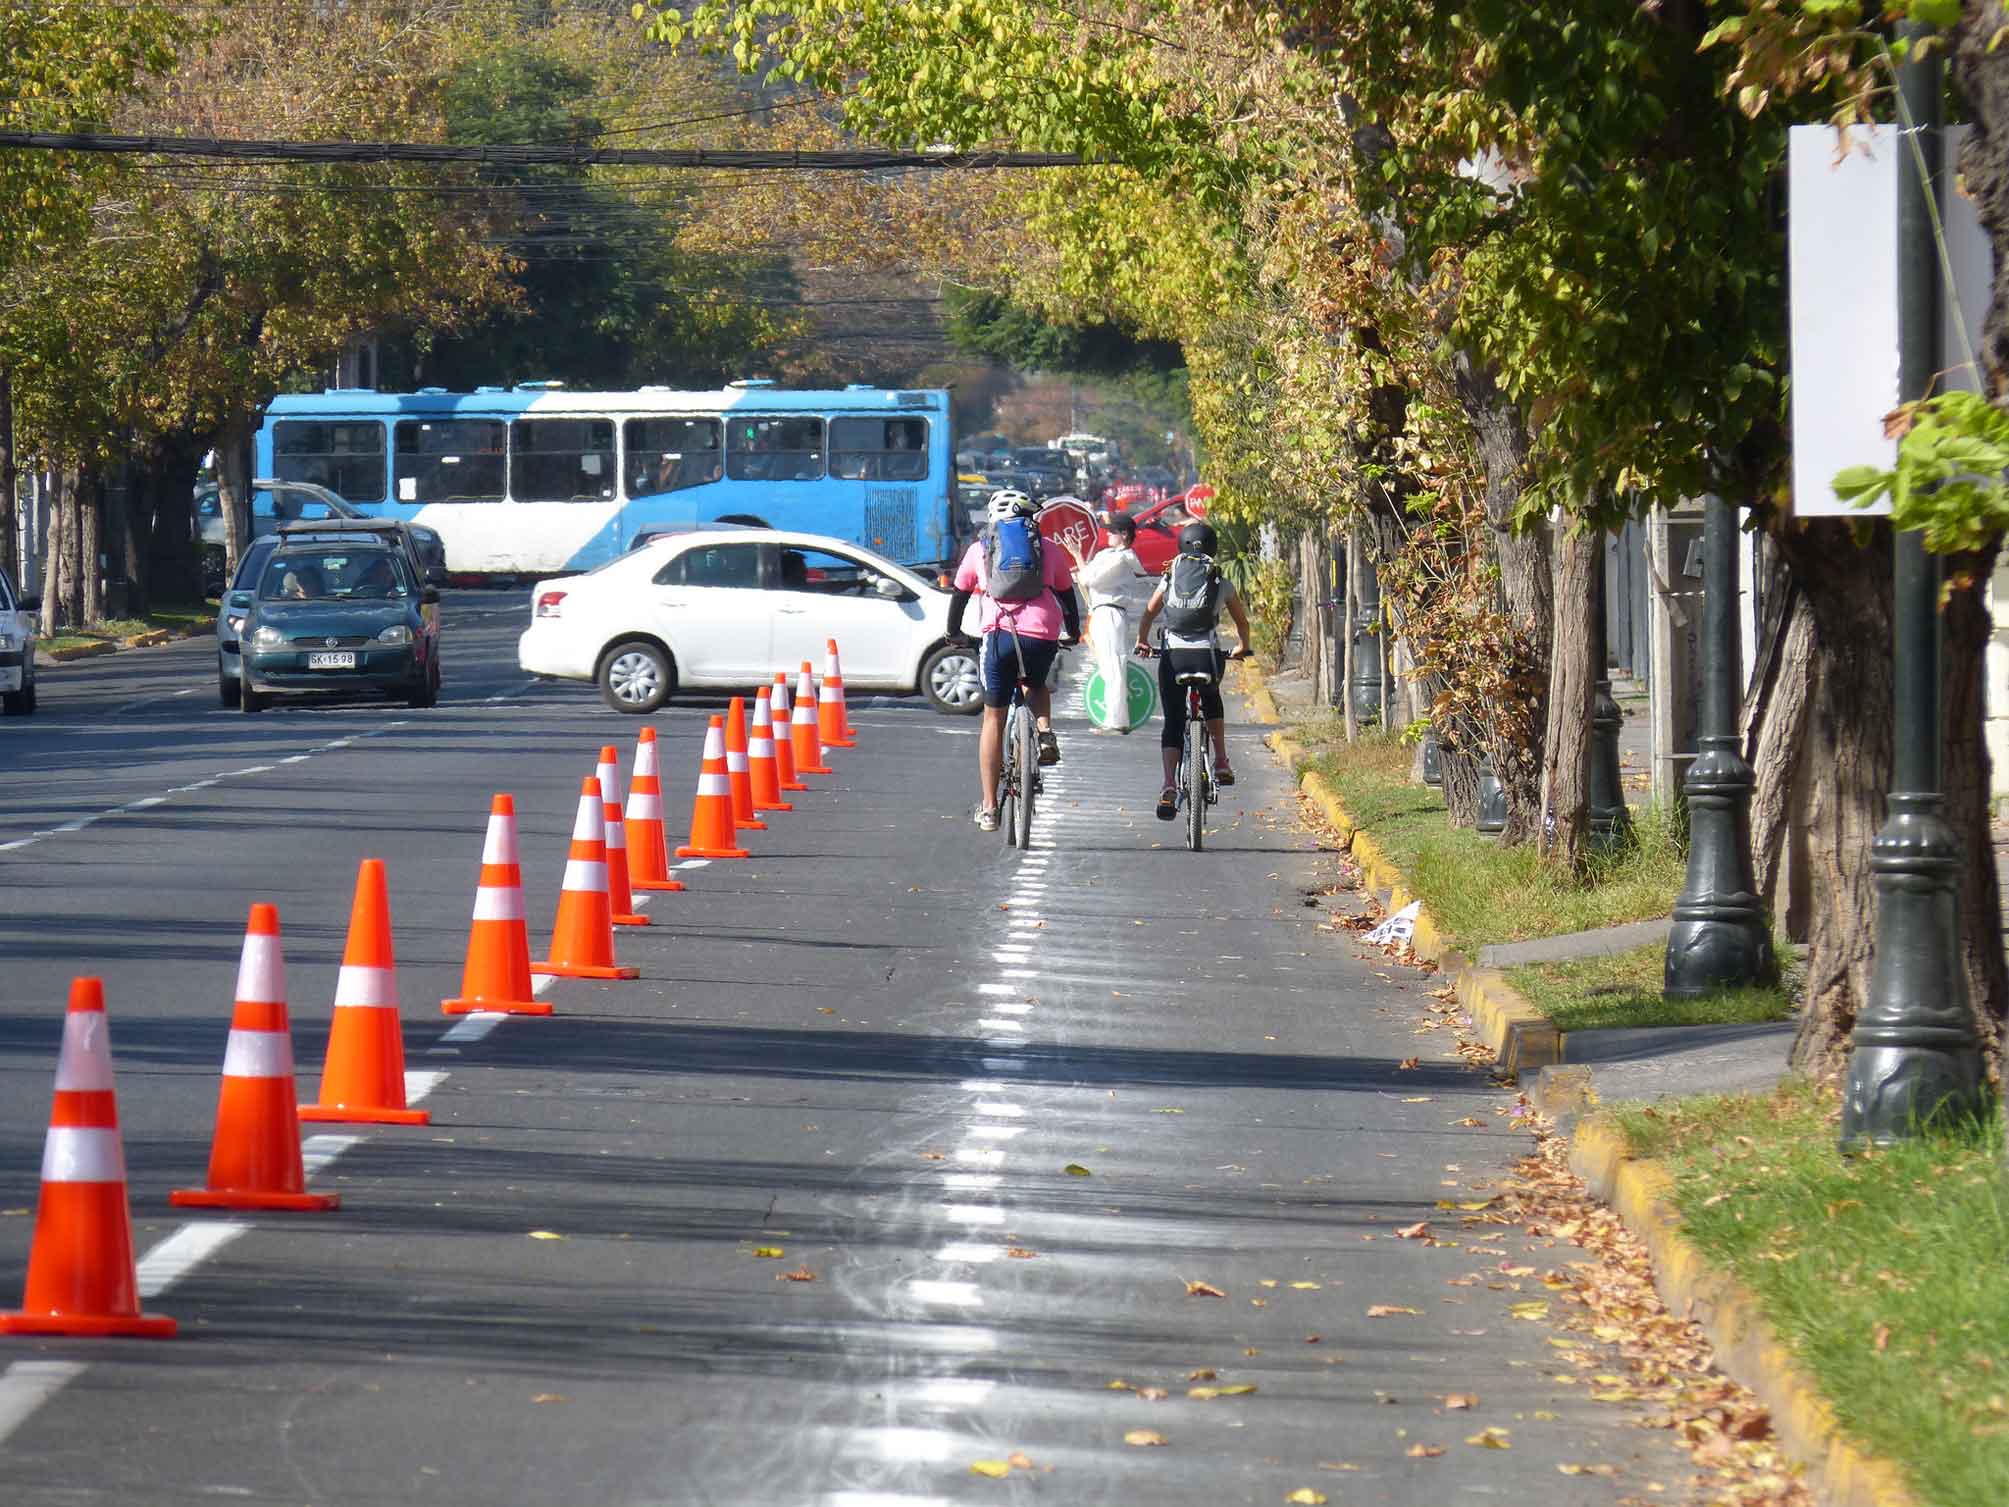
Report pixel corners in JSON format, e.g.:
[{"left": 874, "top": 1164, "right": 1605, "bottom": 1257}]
[
  {"left": 981, "top": 631, "right": 1060, "bottom": 709},
  {"left": 1160, "top": 647, "right": 1226, "bottom": 748}
]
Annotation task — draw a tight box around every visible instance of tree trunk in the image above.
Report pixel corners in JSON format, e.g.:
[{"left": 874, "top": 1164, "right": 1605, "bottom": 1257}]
[
  {"left": 1341, "top": 524, "right": 1358, "bottom": 742},
  {"left": 78, "top": 470, "right": 103, "bottom": 626},
  {"left": 113, "top": 463, "right": 149, "bottom": 619},
  {"left": 1453, "top": 354, "right": 1552, "bottom": 845},
  {"left": 1744, "top": 545, "right": 1814, "bottom": 941},
  {"left": 0, "top": 368, "right": 16, "bottom": 582},
  {"left": 1942, "top": 541, "right": 2008, "bottom": 1078},
  {"left": 1541, "top": 524, "right": 1600, "bottom": 876},
  {"left": 214, "top": 409, "right": 254, "bottom": 581},
  {"left": 40, "top": 471, "right": 72, "bottom": 636},
  {"left": 1439, "top": 744, "right": 1481, "bottom": 825},
  {"left": 145, "top": 432, "right": 204, "bottom": 603}
]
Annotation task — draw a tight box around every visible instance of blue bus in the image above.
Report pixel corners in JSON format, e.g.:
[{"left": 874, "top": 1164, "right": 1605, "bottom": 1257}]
[{"left": 253, "top": 380, "right": 959, "bottom": 575}]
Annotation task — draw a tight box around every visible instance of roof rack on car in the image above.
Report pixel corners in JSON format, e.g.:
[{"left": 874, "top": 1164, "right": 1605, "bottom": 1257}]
[{"left": 275, "top": 518, "right": 404, "bottom": 536}]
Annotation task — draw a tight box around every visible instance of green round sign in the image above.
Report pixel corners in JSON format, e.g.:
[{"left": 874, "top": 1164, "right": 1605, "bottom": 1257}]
[{"left": 1084, "top": 661, "right": 1159, "bottom": 731}]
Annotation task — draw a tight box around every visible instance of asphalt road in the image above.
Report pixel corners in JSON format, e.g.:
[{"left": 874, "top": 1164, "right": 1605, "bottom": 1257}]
[{"left": 0, "top": 596, "right": 1693, "bottom": 1505}]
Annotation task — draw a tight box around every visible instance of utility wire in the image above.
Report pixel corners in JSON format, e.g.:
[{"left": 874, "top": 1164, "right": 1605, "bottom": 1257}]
[{"left": 0, "top": 131, "right": 1084, "bottom": 171}]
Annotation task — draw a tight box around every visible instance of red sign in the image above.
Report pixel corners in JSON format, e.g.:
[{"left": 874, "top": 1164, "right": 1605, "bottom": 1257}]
[
  {"left": 1182, "top": 484, "right": 1214, "bottom": 518},
  {"left": 1037, "top": 499, "right": 1099, "bottom": 565}
]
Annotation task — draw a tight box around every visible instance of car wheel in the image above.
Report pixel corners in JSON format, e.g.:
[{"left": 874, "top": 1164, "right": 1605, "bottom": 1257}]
[
  {"left": 240, "top": 678, "right": 266, "bottom": 713},
  {"left": 1, "top": 688, "right": 23, "bottom": 716},
  {"left": 599, "top": 639, "right": 674, "bottom": 714},
  {"left": 921, "top": 641, "right": 983, "bottom": 716},
  {"left": 218, "top": 671, "right": 240, "bottom": 708}
]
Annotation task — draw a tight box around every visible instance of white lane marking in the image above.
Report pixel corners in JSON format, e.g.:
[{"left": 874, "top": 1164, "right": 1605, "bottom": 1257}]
[
  {"left": 136, "top": 1221, "right": 251, "bottom": 1298},
  {"left": 979, "top": 1057, "right": 1028, "bottom": 1072},
  {"left": 966, "top": 1125, "right": 1023, "bottom": 1141},
  {"left": 974, "top": 1019, "right": 1024, "bottom": 1034},
  {"left": 935, "top": 1243, "right": 1004, "bottom": 1264},
  {"left": 987, "top": 1001, "right": 1032, "bottom": 1016},
  {"left": 976, "top": 983, "right": 1018, "bottom": 996},
  {"left": 281, "top": 754, "right": 311, "bottom": 765},
  {"left": 959, "top": 1080, "right": 1007, "bottom": 1092},
  {"left": 403, "top": 1070, "right": 450, "bottom": 1104},
  {"left": 671, "top": 859, "right": 711, "bottom": 870},
  {"left": 942, "top": 1204, "right": 1005, "bottom": 1225},
  {"left": 911, "top": 1378, "right": 998, "bottom": 1407},
  {"left": 431, "top": 1012, "right": 506, "bottom": 1051},
  {"left": 999, "top": 968, "right": 1039, "bottom": 980},
  {"left": 0, "top": 840, "right": 33, "bottom": 852},
  {"left": 43, "top": 816, "right": 100, "bottom": 835},
  {"left": 125, "top": 795, "right": 168, "bottom": 809},
  {"left": 972, "top": 1101, "right": 1023, "bottom": 1116},
  {"left": 859, "top": 1429, "right": 959, "bottom": 1463},
  {"left": 0, "top": 1362, "right": 88, "bottom": 1446},
  {"left": 905, "top": 1280, "right": 983, "bottom": 1308},
  {"left": 532, "top": 973, "right": 557, "bottom": 997},
  {"left": 954, "top": 1147, "right": 1006, "bottom": 1168},
  {"left": 991, "top": 948, "right": 1031, "bottom": 962},
  {"left": 829, "top": 1490, "right": 960, "bottom": 1507},
  {"left": 300, "top": 1133, "right": 360, "bottom": 1177},
  {"left": 225, "top": 765, "right": 275, "bottom": 777},
  {"left": 940, "top": 1173, "right": 1002, "bottom": 1190}
]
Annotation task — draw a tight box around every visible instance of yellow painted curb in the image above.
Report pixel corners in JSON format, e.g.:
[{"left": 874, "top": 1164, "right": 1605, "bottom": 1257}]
[
  {"left": 122, "top": 628, "right": 170, "bottom": 648},
  {"left": 1570, "top": 1119, "right": 1920, "bottom": 1507},
  {"left": 42, "top": 641, "right": 118, "bottom": 663},
  {"left": 1255, "top": 665, "right": 1559, "bottom": 1081}
]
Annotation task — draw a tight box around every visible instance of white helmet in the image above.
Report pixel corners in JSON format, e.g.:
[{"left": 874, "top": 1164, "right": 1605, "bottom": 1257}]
[{"left": 986, "top": 488, "right": 1036, "bottom": 523}]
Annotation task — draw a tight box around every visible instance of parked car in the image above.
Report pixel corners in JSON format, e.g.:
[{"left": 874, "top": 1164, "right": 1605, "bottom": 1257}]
[
  {"left": 0, "top": 566, "right": 41, "bottom": 716},
  {"left": 231, "top": 524, "right": 442, "bottom": 712},
  {"left": 518, "top": 527, "right": 982, "bottom": 716},
  {"left": 196, "top": 479, "right": 448, "bottom": 576}
]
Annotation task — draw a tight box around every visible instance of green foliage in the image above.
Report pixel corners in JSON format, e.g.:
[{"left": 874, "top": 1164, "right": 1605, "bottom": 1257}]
[
  {"left": 1507, "top": 940, "right": 1795, "bottom": 1032},
  {"left": 1235, "top": 555, "right": 1294, "bottom": 668},
  {"left": 1833, "top": 391, "right": 2009, "bottom": 555}
]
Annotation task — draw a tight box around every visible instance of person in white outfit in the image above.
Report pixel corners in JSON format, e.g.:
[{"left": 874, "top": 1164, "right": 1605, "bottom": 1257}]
[{"left": 1068, "top": 513, "right": 1156, "bottom": 732}]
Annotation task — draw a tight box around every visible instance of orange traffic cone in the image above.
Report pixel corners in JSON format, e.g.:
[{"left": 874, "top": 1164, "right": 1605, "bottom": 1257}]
[
  {"left": 724, "top": 696, "right": 767, "bottom": 833},
  {"left": 532, "top": 778, "right": 640, "bottom": 980},
  {"left": 443, "top": 795, "right": 551, "bottom": 1016},
  {"left": 675, "top": 716, "right": 750, "bottom": 859},
  {"left": 598, "top": 745, "right": 650, "bottom": 926},
  {"left": 172, "top": 904, "right": 339, "bottom": 1212},
  {"left": 302, "top": 859, "right": 428, "bottom": 1125},
  {"left": 624, "top": 727, "right": 685, "bottom": 894},
  {"left": 792, "top": 663, "right": 832, "bottom": 775},
  {"left": 820, "top": 639, "right": 857, "bottom": 747},
  {"left": 770, "top": 674, "right": 807, "bottom": 792},
  {"left": 1, "top": 977, "right": 177, "bottom": 1337},
  {"left": 749, "top": 688, "right": 792, "bottom": 813}
]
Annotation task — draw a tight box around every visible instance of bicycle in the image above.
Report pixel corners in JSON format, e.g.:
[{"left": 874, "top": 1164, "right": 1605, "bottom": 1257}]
[
  {"left": 993, "top": 625, "right": 1069, "bottom": 849},
  {"left": 1137, "top": 642, "right": 1250, "bottom": 851}
]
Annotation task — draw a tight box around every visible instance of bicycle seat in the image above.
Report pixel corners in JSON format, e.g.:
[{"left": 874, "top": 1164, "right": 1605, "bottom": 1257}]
[{"left": 1175, "top": 670, "right": 1219, "bottom": 686}]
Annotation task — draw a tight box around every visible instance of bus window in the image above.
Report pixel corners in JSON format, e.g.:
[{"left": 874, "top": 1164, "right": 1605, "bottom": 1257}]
[
  {"left": 511, "top": 417, "right": 616, "bottom": 502},
  {"left": 727, "top": 416, "right": 823, "bottom": 482},
  {"left": 626, "top": 417, "right": 722, "bottom": 497},
  {"left": 272, "top": 421, "right": 386, "bottom": 502},
  {"left": 394, "top": 419, "right": 506, "bottom": 502},
  {"left": 830, "top": 417, "right": 929, "bottom": 482}
]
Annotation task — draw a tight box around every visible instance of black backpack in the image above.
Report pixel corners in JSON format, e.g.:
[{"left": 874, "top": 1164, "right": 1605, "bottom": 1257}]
[{"left": 1161, "top": 552, "right": 1224, "bottom": 635}]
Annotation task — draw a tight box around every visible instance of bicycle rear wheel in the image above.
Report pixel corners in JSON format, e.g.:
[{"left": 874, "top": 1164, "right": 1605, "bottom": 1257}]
[
  {"left": 1185, "top": 721, "right": 1206, "bottom": 851},
  {"left": 1001, "top": 711, "right": 1020, "bottom": 847},
  {"left": 1013, "top": 706, "right": 1037, "bottom": 848}
]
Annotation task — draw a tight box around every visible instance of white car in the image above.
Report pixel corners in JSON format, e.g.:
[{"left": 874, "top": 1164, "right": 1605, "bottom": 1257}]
[
  {"left": 518, "top": 528, "right": 982, "bottom": 716},
  {"left": 0, "top": 565, "right": 40, "bottom": 716}
]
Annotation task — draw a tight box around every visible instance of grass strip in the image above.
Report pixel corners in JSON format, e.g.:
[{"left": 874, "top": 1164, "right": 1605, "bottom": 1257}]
[
  {"left": 1617, "top": 1080, "right": 2009, "bottom": 1507},
  {"left": 38, "top": 601, "right": 212, "bottom": 655},
  {"left": 1300, "top": 732, "right": 1684, "bottom": 953},
  {"left": 1507, "top": 941, "right": 1796, "bottom": 1032}
]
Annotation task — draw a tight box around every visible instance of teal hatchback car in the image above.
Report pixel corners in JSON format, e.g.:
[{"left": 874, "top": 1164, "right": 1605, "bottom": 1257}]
[{"left": 233, "top": 528, "right": 441, "bottom": 712}]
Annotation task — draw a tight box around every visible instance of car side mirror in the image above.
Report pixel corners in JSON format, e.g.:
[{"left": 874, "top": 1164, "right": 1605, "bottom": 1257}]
[
  {"left": 873, "top": 575, "right": 905, "bottom": 599},
  {"left": 424, "top": 567, "right": 448, "bottom": 587},
  {"left": 421, "top": 586, "right": 441, "bottom": 605},
  {"left": 227, "top": 591, "right": 253, "bottom": 610},
  {"left": 16, "top": 594, "right": 39, "bottom": 613}
]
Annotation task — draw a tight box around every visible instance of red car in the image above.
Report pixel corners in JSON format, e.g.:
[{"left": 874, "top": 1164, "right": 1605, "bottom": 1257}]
[{"left": 1093, "top": 492, "right": 1194, "bottom": 574}]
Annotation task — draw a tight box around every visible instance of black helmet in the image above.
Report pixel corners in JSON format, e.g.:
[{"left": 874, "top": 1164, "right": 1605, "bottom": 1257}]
[
  {"left": 1103, "top": 511, "right": 1136, "bottom": 541},
  {"left": 1178, "top": 520, "right": 1218, "bottom": 556}
]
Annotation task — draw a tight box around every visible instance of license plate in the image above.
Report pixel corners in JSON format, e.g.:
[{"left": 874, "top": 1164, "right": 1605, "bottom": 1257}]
[{"left": 306, "top": 651, "right": 356, "bottom": 670}]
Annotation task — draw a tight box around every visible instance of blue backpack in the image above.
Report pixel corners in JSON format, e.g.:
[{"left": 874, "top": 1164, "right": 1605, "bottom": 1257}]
[{"left": 983, "top": 516, "right": 1046, "bottom": 602}]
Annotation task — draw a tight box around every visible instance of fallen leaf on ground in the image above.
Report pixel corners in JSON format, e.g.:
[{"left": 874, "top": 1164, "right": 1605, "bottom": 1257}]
[
  {"left": 1450, "top": 1116, "right": 1485, "bottom": 1127},
  {"left": 530, "top": 1393, "right": 570, "bottom": 1404},
  {"left": 1259, "top": 1279, "right": 1278, "bottom": 1288},
  {"left": 777, "top": 1267, "right": 816, "bottom": 1282},
  {"left": 1397, "top": 1057, "right": 1420, "bottom": 1070},
  {"left": 1106, "top": 1379, "right": 1133, "bottom": 1391},
  {"left": 1406, "top": 1443, "right": 1444, "bottom": 1458},
  {"left": 1444, "top": 1393, "right": 1477, "bottom": 1410},
  {"left": 1137, "top": 1386, "right": 1168, "bottom": 1401},
  {"left": 1558, "top": 1463, "right": 1618, "bottom": 1477},
  {"left": 1008, "top": 1452, "right": 1034, "bottom": 1469},
  {"left": 1186, "top": 1281, "right": 1226, "bottom": 1298},
  {"left": 1465, "top": 1427, "right": 1511, "bottom": 1449},
  {"left": 526, "top": 1230, "right": 565, "bottom": 1241},
  {"left": 1290, "top": 1281, "right": 1321, "bottom": 1290},
  {"left": 1187, "top": 1368, "right": 1216, "bottom": 1381},
  {"left": 1124, "top": 1429, "right": 1167, "bottom": 1447},
  {"left": 920, "top": 1151, "right": 945, "bottom": 1160},
  {"left": 1285, "top": 1491, "right": 1327, "bottom": 1504},
  {"left": 1367, "top": 1305, "right": 1420, "bottom": 1317},
  {"left": 1401, "top": 1096, "right": 1434, "bottom": 1103},
  {"left": 1063, "top": 1163, "right": 1092, "bottom": 1177},
  {"left": 1508, "top": 1301, "right": 1549, "bottom": 1320},
  {"left": 970, "top": 1460, "right": 1011, "bottom": 1478},
  {"left": 1005, "top": 1247, "right": 1037, "bottom": 1259},
  {"left": 1395, "top": 1221, "right": 1431, "bottom": 1239},
  {"left": 1304, "top": 1334, "right": 1324, "bottom": 1344},
  {"left": 751, "top": 1246, "right": 784, "bottom": 1259}
]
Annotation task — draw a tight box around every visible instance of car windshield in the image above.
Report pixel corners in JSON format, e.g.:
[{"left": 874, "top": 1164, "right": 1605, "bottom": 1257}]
[{"left": 259, "top": 549, "right": 411, "bottom": 601}]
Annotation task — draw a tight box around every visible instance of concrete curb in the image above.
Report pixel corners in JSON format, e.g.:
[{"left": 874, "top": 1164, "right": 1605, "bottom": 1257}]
[
  {"left": 38, "top": 616, "right": 215, "bottom": 667},
  {"left": 1248, "top": 681, "right": 1561, "bottom": 1081},
  {"left": 1569, "top": 1118, "right": 1920, "bottom": 1507},
  {"left": 42, "top": 641, "right": 118, "bottom": 663}
]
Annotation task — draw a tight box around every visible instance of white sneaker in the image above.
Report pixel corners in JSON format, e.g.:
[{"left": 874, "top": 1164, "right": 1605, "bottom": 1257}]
[{"left": 974, "top": 803, "right": 1000, "bottom": 833}]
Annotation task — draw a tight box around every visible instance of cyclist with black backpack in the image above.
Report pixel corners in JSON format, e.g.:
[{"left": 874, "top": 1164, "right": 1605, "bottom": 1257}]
[
  {"left": 947, "top": 488, "right": 1082, "bottom": 831},
  {"left": 1133, "top": 521, "right": 1253, "bottom": 821}
]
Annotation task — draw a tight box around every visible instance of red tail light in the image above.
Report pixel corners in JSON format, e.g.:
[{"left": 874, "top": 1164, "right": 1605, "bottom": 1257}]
[{"left": 535, "top": 590, "right": 567, "bottom": 618}]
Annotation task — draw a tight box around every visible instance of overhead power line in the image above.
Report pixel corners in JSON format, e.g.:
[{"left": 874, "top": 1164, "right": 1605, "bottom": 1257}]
[{"left": 0, "top": 131, "right": 1085, "bottom": 172}]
